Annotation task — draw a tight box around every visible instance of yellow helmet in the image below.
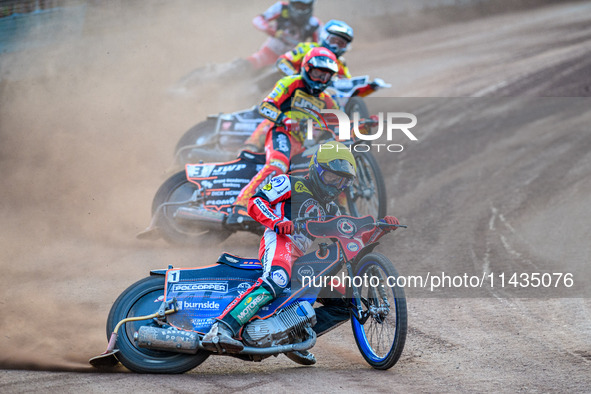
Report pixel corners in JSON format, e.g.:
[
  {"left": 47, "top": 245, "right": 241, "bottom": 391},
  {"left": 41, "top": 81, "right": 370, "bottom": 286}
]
[{"left": 309, "top": 141, "right": 357, "bottom": 202}]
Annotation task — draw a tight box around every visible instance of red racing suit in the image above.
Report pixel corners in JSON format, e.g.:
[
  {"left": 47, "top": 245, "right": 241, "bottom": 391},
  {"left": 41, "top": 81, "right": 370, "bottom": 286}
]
[
  {"left": 247, "top": 2, "right": 321, "bottom": 69},
  {"left": 218, "top": 174, "right": 339, "bottom": 333},
  {"left": 234, "top": 75, "right": 338, "bottom": 207},
  {"left": 218, "top": 174, "right": 390, "bottom": 336}
]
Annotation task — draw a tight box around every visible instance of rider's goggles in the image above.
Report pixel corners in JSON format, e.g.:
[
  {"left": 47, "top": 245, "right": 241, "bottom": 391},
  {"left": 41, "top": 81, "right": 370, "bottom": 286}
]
[
  {"left": 315, "top": 157, "right": 354, "bottom": 189},
  {"left": 291, "top": 2, "right": 311, "bottom": 10},
  {"left": 308, "top": 67, "right": 333, "bottom": 83},
  {"left": 326, "top": 34, "right": 349, "bottom": 50}
]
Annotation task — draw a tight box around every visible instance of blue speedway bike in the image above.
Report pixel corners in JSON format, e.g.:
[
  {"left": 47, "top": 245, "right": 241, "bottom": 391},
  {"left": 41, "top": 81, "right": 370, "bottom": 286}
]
[{"left": 90, "top": 215, "right": 407, "bottom": 372}]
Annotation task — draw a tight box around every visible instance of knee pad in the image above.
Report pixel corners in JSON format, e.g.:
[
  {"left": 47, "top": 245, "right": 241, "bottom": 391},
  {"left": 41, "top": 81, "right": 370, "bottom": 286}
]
[{"left": 263, "top": 267, "right": 290, "bottom": 296}]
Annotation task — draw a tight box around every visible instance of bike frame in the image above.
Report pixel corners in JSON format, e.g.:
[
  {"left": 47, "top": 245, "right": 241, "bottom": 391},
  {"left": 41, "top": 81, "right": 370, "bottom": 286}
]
[{"left": 159, "top": 215, "right": 394, "bottom": 335}]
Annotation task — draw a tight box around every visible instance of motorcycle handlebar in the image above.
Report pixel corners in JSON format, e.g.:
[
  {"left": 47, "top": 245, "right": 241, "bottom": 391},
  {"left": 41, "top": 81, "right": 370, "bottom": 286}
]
[
  {"left": 290, "top": 217, "right": 407, "bottom": 235},
  {"left": 377, "top": 222, "right": 408, "bottom": 229}
]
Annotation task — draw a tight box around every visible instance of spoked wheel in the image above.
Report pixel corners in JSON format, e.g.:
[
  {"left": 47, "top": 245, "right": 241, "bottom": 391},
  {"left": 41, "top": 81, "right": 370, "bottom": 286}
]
[
  {"left": 106, "top": 276, "right": 210, "bottom": 373},
  {"left": 347, "top": 152, "right": 387, "bottom": 218},
  {"left": 152, "top": 171, "right": 232, "bottom": 246},
  {"left": 350, "top": 253, "right": 407, "bottom": 370}
]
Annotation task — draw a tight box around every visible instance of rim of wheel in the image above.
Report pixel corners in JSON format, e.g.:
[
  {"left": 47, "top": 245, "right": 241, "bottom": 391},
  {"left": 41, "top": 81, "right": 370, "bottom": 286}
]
[
  {"left": 350, "top": 155, "right": 379, "bottom": 217},
  {"left": 352, "top": 261, "right": 398, "bottom": 362}
]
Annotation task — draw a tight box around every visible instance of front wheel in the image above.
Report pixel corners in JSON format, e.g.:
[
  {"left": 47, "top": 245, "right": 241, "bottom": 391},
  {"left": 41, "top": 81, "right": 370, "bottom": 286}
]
[
  {"left": 344, "top": 96, "right": 370, "bottom": 119},
  {"left": 106, "top": 276, "right": 210, "bottom": 373},
  {"left": 347, "top": 151, "right": 387, "bottom": 219},
  {"left": 350, "top": 253, "right": 407, "bottom": 370}
]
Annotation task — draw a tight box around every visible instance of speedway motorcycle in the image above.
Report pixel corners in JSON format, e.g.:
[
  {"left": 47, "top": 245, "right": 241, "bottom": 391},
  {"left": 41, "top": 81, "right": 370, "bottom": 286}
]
[
  {"left": 168, "top": 30, "right": 303, "bottom": 97},
  {"left": 90, "top": 215, "right": 408, "bottom": 372},
  {"left": 173, "top": 75, "right": 391, "bottom": 166},
  {"left": 139, "top": 120, "right": 387, "bottom": 245}
]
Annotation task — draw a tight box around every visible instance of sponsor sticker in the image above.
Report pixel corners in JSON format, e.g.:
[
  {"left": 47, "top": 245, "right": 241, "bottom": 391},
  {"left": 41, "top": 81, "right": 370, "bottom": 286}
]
[
  {"left": 295, "top": 181, "right": 312, "bottom": 195},
  {"left": 255, "top": 198, "right": 278, "bottom": 221},
  {"left": 337, "top": 218, "right": 356, "bottom": 235},
  {"left": 299, "top": 199, "right": 326, "bottom": 220},
  {"left": 298, "top": 265, "right": 315, "bottom": 277},
  {"left": 347, "top": 242, "right": 360, "bottom": 252},
  {"left": 178, "top": 300, "right": 220, "bottom": 310},
  {"left": 171, "top": 282, "right": 228, "bottom": 293},
  {"left": 271, "top": 269, "right": 289, "bottom": 288}
]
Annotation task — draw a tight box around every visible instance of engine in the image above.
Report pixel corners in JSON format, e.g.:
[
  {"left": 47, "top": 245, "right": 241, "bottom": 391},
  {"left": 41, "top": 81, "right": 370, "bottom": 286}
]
[{"left": 242, "top": 301, "right": 316, "bottom": 348}]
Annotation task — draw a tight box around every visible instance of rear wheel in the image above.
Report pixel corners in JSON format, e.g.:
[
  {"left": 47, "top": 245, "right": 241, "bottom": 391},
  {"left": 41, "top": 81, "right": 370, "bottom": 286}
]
[
  {"left": 152, "top": 171, "right": 232, "bottom": 246},
  {"left": 107, "top": 276, "right": 210, "bottom": 373},
  {"left": 347, "top": 152, "right": 387, "bottom": 219},
  {"left": 350, "top": 253, "right": 407, "bottom": 370}
]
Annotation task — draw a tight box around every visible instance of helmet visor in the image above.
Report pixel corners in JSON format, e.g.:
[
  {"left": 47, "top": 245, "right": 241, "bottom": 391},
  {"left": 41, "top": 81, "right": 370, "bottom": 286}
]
[
  {"left": 326, "top": 34, "right": 349, "bottom": 50},
  {"left": 315, "top": 157, "right": 355, "bottom": 189},
  {"left": 320, "top": 169, "right": 353, "bottom": 189},
  {"left": 291, "top": 2, "right": 312, "bottom": 10}
]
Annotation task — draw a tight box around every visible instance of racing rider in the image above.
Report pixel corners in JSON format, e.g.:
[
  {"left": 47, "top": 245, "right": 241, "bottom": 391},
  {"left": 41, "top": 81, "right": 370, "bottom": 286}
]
[
  {"left": 226, "top": 46, "right": 340, "bottom": 225},
  {"left": 246, "top": 0, "right": 321, "bottom": 70},
  {"left": 276, "top": 19, "right": 355, "bottom": 79},
  {"left": 202, "top": 141, "right": 401, "bottom": 365},
  {"left": 243, "top": 20, "right": 381, "bottom": 152}
]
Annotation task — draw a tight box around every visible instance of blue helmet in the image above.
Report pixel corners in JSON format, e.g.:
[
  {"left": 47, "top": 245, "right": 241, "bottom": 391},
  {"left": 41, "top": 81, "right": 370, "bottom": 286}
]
[{"left": 319, "top": 20, "right": 354, "bottom": 57}]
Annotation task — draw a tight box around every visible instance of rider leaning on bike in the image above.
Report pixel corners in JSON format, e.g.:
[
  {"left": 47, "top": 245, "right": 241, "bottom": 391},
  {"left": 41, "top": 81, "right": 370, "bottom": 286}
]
[
  {"left": 277, "top": 19, "right": 354, "bottom": 78},
  {"left": 246, "top": 0, "right": 321, "bottom": 71},
  {"left": 227, "top": 46, "right": 340, "bottom": 224},
  {"left": 243, "top": 20, "right": 381, "bottom": 152},
  {"left": 203, "top": 141, "right": 400, "bottom": 365}
]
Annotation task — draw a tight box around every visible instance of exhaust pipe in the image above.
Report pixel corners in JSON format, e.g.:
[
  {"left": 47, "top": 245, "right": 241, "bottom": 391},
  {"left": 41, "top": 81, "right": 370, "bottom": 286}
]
[
  {"left": 135, "top": 326, "right": 200, "bottom": 354},
  {"left": 173, "top": 206, "right": 225, "bottom": 229}
]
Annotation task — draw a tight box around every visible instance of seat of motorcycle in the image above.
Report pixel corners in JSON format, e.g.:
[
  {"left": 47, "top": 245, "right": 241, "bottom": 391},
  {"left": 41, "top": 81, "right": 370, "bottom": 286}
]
[
  {"left": 217, "top": 253, "right": 262, "bottom": 270},
  {"left": 238, "top": 149, "right": 266, "bottom": 164}
]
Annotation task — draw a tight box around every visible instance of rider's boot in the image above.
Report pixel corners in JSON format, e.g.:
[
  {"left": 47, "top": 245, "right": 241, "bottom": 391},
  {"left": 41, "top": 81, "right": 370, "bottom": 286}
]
[
  {"left": 203, "top": 278, "right": 278, "bottom": 353},
  {"left": 225, "top": 205, "right": 253, "bottom": 226},
  {"left": 285, "top": 350, "right": 317, "bottom": 365},
  {"left": 202, "top": 320, "right": 244, "bottom": 353}
]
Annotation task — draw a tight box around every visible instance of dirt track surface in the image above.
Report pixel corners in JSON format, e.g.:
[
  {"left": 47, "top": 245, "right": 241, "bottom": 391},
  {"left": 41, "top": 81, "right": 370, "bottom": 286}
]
[{"left": 1, "top": 1, "right": 590, "bottom": 392}]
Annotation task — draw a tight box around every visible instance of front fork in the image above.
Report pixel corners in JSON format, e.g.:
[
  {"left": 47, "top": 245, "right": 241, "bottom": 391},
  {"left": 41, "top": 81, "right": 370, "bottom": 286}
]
[{"left": 346, "top": 260, "right": 390, "bottom": 325}]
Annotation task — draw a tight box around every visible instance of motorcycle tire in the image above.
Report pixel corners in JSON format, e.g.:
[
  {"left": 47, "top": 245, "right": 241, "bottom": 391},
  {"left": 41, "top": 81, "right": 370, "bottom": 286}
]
[
  {"left": 347, "top": 151, "right": 387, "bottom": 219},
  {"left": 344, "top": 96, "right": 370, "bottom": 119},
  {"left": 174, "top": 118, "right": 217, "bottom": 166},
  {"left": 350, "top": 252, "right": 407, "bottom": 370},
  {"left": 106, "top": 276, "right": 210, "bottom": 373},
  {"left": 152, "top": 170, "right": 232, "bottom": 246}
]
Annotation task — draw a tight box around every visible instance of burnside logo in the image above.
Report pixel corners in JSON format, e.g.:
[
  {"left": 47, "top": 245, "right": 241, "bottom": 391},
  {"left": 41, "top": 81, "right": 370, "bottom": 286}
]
[
  {"left": 180, "top": 300, "right": 220, "bottom": 310},
  {"left": 306, "top": 109, "right": 418, "bottom": 152}
]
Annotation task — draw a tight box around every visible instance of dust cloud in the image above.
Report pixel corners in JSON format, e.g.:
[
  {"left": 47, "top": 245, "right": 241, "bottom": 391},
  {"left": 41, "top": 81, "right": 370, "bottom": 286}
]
[{"left": 0, "top": 0, "right": 589, "bottom": 376}]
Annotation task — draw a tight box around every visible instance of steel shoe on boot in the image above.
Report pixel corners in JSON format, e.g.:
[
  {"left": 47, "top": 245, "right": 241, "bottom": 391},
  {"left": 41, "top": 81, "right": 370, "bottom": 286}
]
[
  {"left": 201, "top": 322, "right": 244, "bottom": 353},
  {"left": 225, "top": 205, "right": 254, "bottom": 226},
  {"left": 285, "top": 350, "right": 317, "bottom": 365}
]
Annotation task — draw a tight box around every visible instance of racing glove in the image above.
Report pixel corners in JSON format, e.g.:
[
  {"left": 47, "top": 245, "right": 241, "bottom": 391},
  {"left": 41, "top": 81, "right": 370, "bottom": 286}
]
[
  {"left": 274, "top": 220, "right": 294, "bottom": 235},
  {"left": 381, "top": 216, "right": 400, "bottom": 232}
]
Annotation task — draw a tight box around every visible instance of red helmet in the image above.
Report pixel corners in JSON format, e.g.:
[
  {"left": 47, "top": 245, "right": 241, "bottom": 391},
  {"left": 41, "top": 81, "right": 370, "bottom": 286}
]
[{"left": 301, "top": 47, "right": 339, "bottom": 96}]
